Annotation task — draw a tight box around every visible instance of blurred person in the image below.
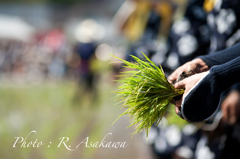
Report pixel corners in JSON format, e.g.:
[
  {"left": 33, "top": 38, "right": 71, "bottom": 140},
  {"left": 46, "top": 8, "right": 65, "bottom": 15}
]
[
  {"left": 114, "top": 0, "right": 173, "bottom": 55},
  {"left": 114, "top": 0, "right": 240, "bottom": 158},
  {"left": 156, "top": 0, "right": 240, "bottom": 158},
  {"left": 73, "top": 19, "right": 102, "bottom": 106},
  {"left": 166, "top": 0, "right": 240, "bottom": 73},
  {"left": 72, "top": 42, "right": 98, "bottom": 106},
  {"left": 169, "top": 0, "right": 240, "bottom": 125},
  {"left": 113, "top": 1, "right": 186, "bottom": 159},
  {"left": 126, "top": 0, "right": 173, "bottom": 61},
  {"left": 165, "top": 0, "right": 210, "bottom": 68},
  {"left": 112, "top": 0, "right": 174, "bottom": 81},
  {"left": 145, "top": 1, "right": 210, "bottom": 158}
]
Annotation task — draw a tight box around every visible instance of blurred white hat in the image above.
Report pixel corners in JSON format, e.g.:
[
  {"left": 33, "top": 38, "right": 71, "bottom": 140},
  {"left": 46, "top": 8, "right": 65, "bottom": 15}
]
[{"left": 75, "top": 19, "right": 105, "bottom": 43}]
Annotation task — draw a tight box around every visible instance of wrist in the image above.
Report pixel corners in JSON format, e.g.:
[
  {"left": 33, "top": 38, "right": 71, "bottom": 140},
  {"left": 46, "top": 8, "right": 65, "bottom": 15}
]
[{"left": 192, "top": 58, "right": 209, "bottom": 73}]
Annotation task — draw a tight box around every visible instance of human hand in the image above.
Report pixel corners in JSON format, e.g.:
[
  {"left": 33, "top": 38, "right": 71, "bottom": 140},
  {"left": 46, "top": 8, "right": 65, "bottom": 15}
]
[
  {"left": 173, "top": 71, "right": 210, "bottom": 115},
  {"left": 168, "top": 58, "right": 209, "bottom": 84},
  {"left": 221, "top": 91, "right": 240, "bottom": 125}
]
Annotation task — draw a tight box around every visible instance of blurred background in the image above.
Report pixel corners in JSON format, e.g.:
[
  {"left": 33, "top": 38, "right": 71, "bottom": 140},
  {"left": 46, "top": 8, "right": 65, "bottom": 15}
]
[{"left": 0, "top": 0, "right": 232, "bottom": 159}]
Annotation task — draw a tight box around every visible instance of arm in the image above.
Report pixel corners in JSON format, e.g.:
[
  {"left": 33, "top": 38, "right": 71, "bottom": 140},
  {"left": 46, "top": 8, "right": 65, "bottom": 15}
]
[
  {"left": 168, "top": 42, "right": 240, "bottom": 83},
  {"left": 199, "top": 42, "right": 240, "bottom": 68},
  {"left": 174, "top": 56, "right": 240, "bottom": 122}
]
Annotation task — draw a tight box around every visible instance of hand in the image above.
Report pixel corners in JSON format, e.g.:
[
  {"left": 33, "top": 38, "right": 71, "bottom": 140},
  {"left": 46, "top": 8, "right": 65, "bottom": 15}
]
[
  {"left": 221, "top": 91, "right": 240, "bottom": 125},
  {"left": 168, "top": 58, "right": 209, "bottom": 84},
  {"left": 173, "top": 71, "right": 210, "bottom": 114}
]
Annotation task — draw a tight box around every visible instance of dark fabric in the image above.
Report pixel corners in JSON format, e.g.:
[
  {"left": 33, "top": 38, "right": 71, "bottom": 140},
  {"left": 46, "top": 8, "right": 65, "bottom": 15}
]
[
  {"left": 231, "top": 83, "right": 240, "bottom": 92},
  {"left": 211, "top": 56, "right": 240, "bottom": 91},
  {"left": 77, "top": 43, "right": 95, "bottom": 60},
  {"left": 182, "top": 72, "right": 221, "bottom": 122},
  {"left": 182, "top": 56, "right": 240, "bottom": 122},
  {"left": 221, "top": 123, "right": 240, "bottom": 159},
  {"left": 125, "top": 9, "right": 162, "bottom": 62},
  {"left": 168, "top": 0, "right": 210, "bottom": 65},
  {"left": 141, "top": 9, "right": 161, "bottom": 41},
  {"left": 198, "top": 42, "right": 240, "bottom": 68},
  {"left": 207, "top": 0, "right": 240, "bottom": 53}
]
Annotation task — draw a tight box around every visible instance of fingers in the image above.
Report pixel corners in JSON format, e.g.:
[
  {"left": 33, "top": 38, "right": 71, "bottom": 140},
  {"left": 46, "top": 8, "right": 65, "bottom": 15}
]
[
  {"left": 173, "top": 80, "right": 185, "bottom": 118},
  {"left": 221, "top": 91, "right": 240, "bottom": 125},
  {"left": 175, "top": 105, "right": 184, "bottom": 119},
  {"left": 222, "top": 102, "right": 236, "bottom": 125},
  {"left": 221, "top": 98, "right": 233, "bottom": 124},
  {"left": 193, "top": 58, "right": 209, "bottom": 72},
  {"left": 174, "top": 81, "right": 185, "bottom": 90},
  {"left": 168, "top": 71, "right": 178, "bottom": 84},
  {"left": 168, "top": 61, "right": 193, "bottom": 83},
  {"left": 168, "top": 66, "right": 187, "bottom": 84},
  {"left": 174, "top": 98, "right": 183, "bottom": 119},
  {"left": 221, "top": 102, "right": 228, "bottom": 123},
  {"left": 168, "top": 70, "right": 187, "bottom": 84},
  {"left": 229, "top": 104, "right": 237, "bottom": 124},
  {"left": 168, "top": 59, "right": 208, "bottom": 84},
  {"left": 175, "top": 106, "right": 180, "bottom": 114},
  {"left": 175, "top": 99, "right": 182, "bottom": 108}
]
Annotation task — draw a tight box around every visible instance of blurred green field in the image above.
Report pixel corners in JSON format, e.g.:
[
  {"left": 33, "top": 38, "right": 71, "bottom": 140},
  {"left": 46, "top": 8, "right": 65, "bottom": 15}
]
[
  {"left": 0, "top": 78, "right": 187, "bottom": 159},
  {"left": 0, "top": 80, "right": 120, "bottom": 159}
]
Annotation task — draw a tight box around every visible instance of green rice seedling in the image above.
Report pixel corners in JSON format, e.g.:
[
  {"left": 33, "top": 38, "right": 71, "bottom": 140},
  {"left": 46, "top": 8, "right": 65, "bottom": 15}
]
[{"left": 112, "top": 53, "right": 184, "bottom": 137}]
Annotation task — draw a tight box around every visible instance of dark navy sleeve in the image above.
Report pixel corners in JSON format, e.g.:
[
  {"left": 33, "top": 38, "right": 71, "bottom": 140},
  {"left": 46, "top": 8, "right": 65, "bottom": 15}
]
[
  {"left": 181, "top": 56, "right": 240, "bottom": 122},
  {"left": 231, "top": 83, "right": 240, "bottom": 92},
  {"left": 210, "top": 56, "right": 240, "bottom": 91},
  {"left": 198, "top": 42, "right": 240, "bottom": 67}
]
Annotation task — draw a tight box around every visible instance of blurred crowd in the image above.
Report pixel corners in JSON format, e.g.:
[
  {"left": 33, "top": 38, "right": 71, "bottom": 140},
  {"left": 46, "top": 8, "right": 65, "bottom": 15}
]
[{"left": 0, "top": 30, "right": 70, "bottom": 84}]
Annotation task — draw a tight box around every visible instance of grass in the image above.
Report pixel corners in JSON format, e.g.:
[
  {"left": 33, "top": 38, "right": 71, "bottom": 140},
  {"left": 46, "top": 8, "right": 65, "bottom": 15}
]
[
  {"left": 0, "top": 80, "right": 115, "bottom": 159},
  {"left": 112, "top": 53, "right": 184, "bottom": 137}
]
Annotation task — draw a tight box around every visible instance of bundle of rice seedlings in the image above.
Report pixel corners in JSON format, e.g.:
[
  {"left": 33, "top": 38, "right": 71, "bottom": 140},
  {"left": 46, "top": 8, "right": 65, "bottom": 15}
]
[{"left": 112, "top": 53, "right": 184, "bottom": 137}]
